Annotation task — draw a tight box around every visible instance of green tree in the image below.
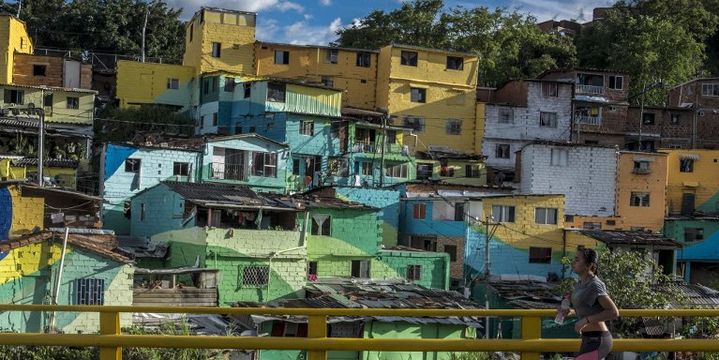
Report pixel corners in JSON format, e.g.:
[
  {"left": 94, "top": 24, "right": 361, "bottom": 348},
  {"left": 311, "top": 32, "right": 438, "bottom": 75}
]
[
  {"left": 9, "top": 0, "right": 185, "bottom": 63},
  {"left": 335, "top": 0, "right": 576, "bottom": 86}
]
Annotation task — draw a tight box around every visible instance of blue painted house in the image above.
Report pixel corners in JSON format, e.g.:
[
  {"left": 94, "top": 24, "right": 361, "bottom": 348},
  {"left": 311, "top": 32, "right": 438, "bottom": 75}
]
[{"left": 101, "top": 134, "right": 290, "bottom": 235}]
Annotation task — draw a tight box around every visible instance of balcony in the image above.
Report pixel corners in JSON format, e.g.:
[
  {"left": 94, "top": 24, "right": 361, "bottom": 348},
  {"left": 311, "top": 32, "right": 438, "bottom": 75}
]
[
  {"left": 353, "top": 143, "right": 376, "bottom": 153},
  {"left": 210, "top": 162, "right": 246, "bottom": 181},
  {"left": 576, "top": 115, "right": 602, "bottom": 126},
  {"left": 576, "top": 84, "right": 604, "bottom": 95},
  {"left": 352, "top": 143, "right": 405, "bottom": 154},
  {"left": 633, "top": 168, "right": 651, "bottom": 175}
]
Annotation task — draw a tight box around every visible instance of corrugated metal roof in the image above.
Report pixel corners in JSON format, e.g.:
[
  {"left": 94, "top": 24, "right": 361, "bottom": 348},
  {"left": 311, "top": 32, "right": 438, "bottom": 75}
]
[{"left": 578, "top": 230, "right": 681, "bottom": 247}]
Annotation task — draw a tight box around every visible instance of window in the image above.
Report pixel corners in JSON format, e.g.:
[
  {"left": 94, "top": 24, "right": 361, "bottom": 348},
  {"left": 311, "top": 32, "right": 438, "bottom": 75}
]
[
  {"left": 417, "top": 164, "right": 433, "bottom": 180},
  {"left": 446, "top": 56, "right": 464, "bottom": 70},
  {"left": 492, "top": 205, "right": 515, "bottom": 223},
  {"left": 140, "top": 203, "right": 146, "bottom": 221},
  {"left": 211, "top": 42, "right": 221, "bottom": 57},
  {"left": 242, "top": 266, "right": 270, "bottom": 287},
  {"left": 351, "top": 260, "right": 369, "bottom": 278},
  {"left": 311, "top": 215, "right": 331, "bottom": 236},
  {"left": 360, "top": 161, "right": 373, "bottom": 176},
  {"left": 274, "top": 50, "right": 290, "bottom": 64},
  {"left": 465, "top": 164, "right": 481, "bottom": 178},
  {"left": 633, "top": 160, "right": 650, "bottom": 174},
  {"left": 32, "top": 64, "right": 46, "bottom": 76},
  {"left": 308, "top": 261, "right": 318, "bottom": 277},
  {"left": 444, "top": 245, "right": 457, "bottom": 262},
  {"left": 384, "top": 163, "right": 408, "bottom": 178},
  {"left": 406, "top": 265, "right": 421, "bottom": 281},
  {"left": 267, "top": 82, "right": 286, "bottom": 102},
  {"left": 550, "top": 148, "right": 568, "bottom": 166},
  {"left": 326, "top": 49, "right": 338, "bottom": 64},
  {"left": 542, "top": 82, "right": 558, "bottom": 97},
  {"left": 410, "top": 87, "right": 426, "bottom": 103},
  {"left": 189, "top": 23, "right": 193, "bottom": 42},
  {"left": 535, "top": 208, "right": 558, "bottom": 225},
  {"left": 498, "top": 108, "right": 513, "bottom": 123},
  {"left": 413, "top": 203, "right": 427, "bottom": 219},
  {"left": 66, "top": 96, "right": 79, "bottom": 109},
  {"left": 400, "top": 51, "right": 418, "bottom": 66},
  {"left": 445, "top": 119, "right": 462, "bottom": 135},
  {"left": 540, "top": 112, "right": 558, "bottom": 128},
  {"left": 565, "top": 215, "right": 575, "bottom": 222},
  {"left": 300, "top": 120, "right": 314, "bottom": 136},
  {"left": 173, "top": 162, "right": 189, "bottom": 176},
  {"left": 203, "top": 78, "right": 210, "bottom": 95},
  {"left": 212, "top": 112, "right": 218, "bottom": 126},
  {"left": 529, "top": 247, "right": 552, "bottom": 264},
  {"left": 321, "top": 76, "right": 334, "bottom": 88},
  {"left": 4, "top": 89, "right": 24, "bottom": 104},
  {"left": 643, "top": 112, "right": 655, "bottom": 125},
  {"left": 75, "top": 279, "right": 105, "bottom": 305},
  {"left": 243, "top": 83, "right": 251, "bottom": 98},
  {"left": 680, "top": 158, "right": 694, "bottom": 173},
  {"left": 583, "top": 222, "right": 602, "bottom": 230},
  {"left": 608, "top": 75, "right": 623, "bottom": 90},
  {"left": 671, "top": 113, "right": 680, "bottom": 124},
  {"left": 224, "top": 78, "right": 235, "bottom": 92},
  {"left": 356, "top": 51, "right": 371, "bottom": 67},
  {"left": 606, "top": 220, "right": 617, "bottom": 226},
  {"left": 701, "top": 83, "right": 719, "bottom": 97},
  {"left": 495, "top": 144, "right": 510, "bottom": 159},
  {"left": 124, "top": 158, "right": 141, "bottom": 173},
  {"left": 684, "top": 228, "right": 704, "bottom": 242},
  {"left": 454, "top": 202, "right": 465, "bottom": 221},
  {"left": 252, "top": 152, "right": 277, "bottom": 177},
  {"left": 167, "top": 78, "right": 179, "bottom": 89},
  {"left": 403, "top": 116, "right": 425, "bottom": 132},
  {"left": 43, "top": 93, "right": 53, "bottom": 108},
  {"left": 410, "top": 236, "right": 437, "bottom": 251},
  {"left": 630, "top": 192, "right": 650, "bottom": 207}
]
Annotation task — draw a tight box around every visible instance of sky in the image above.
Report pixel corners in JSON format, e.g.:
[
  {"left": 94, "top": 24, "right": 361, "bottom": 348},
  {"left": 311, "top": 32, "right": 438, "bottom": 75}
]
[{"left": 163, "top": 0, "right": 615, "bottom": 46}]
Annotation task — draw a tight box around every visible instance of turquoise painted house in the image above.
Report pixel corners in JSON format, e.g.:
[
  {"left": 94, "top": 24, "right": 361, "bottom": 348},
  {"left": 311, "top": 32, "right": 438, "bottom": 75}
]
[
  {"left": 664, "top": 217, "right": 719, "bottom": 284},
  {"left": 101, "top": 134, "right": 290, "bottom": 235}
]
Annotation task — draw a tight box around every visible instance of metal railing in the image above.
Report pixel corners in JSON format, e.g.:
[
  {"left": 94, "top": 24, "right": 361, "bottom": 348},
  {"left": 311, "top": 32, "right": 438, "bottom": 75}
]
[
  {"left": 210, "top": 162, "right": 246, "bottom": 181},
  {"left": 576, "top": 84, "right": 604, "bottom": 95},
  {"left": 576, "top": 115, "right": 602, "bottom": 126},
  {"left": 0, "top": 305, "right": 718, "bottom": 360},
  {"left": 352, "top": 143, "right": 404, "bottom": 154}
]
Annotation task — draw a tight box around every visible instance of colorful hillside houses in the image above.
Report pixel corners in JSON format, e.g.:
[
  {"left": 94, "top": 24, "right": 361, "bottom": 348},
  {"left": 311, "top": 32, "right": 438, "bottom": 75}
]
[
  {"left": 100, "top": 134, "right": 289, "bottom": 234},
  {"left": 0, "top": 231, "right": 133, "bottom": 333}
]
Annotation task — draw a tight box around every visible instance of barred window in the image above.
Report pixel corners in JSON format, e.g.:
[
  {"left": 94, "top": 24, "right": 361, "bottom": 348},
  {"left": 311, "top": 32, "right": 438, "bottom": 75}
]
[
  {"left": 406, "top": 265, "right": 421, "bottom": 281},
  {"left": 75, "top": 278, "right": 105, "bottom": 305},
  {"left": 445, "top": 119, "right": 462, "bottom": 135},
  {"left": 403, "top": 116, "right": 425, "bottom": 132},
  {"left": 242, "top": 266, "right": 270, "bottom": 287}
]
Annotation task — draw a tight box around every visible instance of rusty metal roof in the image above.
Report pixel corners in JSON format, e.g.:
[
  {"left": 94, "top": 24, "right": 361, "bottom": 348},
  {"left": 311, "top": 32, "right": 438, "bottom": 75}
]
[
  {"left": 0, "top": 232, "right": 132, "bottom": 263},
  {"left": 578, "top": 230, "right": 681, "bottom": 248}
]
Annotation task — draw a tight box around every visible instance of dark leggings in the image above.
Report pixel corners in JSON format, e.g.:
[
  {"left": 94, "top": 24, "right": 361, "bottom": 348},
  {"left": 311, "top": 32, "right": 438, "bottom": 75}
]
[{"left": 578, "top": 331, "right": 613, "bottom": 360}]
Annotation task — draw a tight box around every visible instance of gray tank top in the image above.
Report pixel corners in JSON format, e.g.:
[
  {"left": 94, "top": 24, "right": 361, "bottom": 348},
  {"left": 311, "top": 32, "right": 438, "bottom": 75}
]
[{"left": 571, "top": 275, "right": 608, "bottom": 319}]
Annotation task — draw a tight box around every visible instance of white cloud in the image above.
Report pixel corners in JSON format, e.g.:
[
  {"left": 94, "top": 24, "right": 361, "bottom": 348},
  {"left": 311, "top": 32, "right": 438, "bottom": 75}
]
[
  {"left": 320, "top": 0, "right": 332, "bottom": 5},
  {"left": 511, "top": 0, "right": 615, "bottom": 22},
  {"left": 257, "top": 17, "right": 343, "bottom": 46},
  {"left": 165, "top": 0, "right": 304, "bottom": 20}
]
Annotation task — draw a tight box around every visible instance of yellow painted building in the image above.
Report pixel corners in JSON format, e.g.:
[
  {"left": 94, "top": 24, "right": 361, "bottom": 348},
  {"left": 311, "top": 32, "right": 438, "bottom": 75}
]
[
  {"left": 0, "top": 15, "right": 33, "bottom": 84},
  {"left": 565, "top": 151, "right": 668, "bottom": 232},
  {"left": 182, "top": 7, "right": 256, "bottom": 76},
  {"left": 660, "top": 149, "right": 719, "bottom": 216},
  {"left": 0, "top": 84, "right": 95, "bottom": 125},
  {"left": 0, "top": 158, "right": 78, "bottom": 189},
  {"left": 376, "top": 44, "right": 480, "bottom": 153},
  {"left": 2, "top": 184, "right": 44, "bottom": 237},
  {"left": 255, "top": 42, "right": 378, "bottom": 109},
  {"left": 115, "top": 60, "right": 195, "bottom": 109}
]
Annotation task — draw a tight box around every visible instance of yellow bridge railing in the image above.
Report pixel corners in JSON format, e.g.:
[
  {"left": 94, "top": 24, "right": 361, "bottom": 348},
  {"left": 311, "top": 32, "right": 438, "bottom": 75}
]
[{"left": 0, "top": 305, "right": 718, "bottom": 360}]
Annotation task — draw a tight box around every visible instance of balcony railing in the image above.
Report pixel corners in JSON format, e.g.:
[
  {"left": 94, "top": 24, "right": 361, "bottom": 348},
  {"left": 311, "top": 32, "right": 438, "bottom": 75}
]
[
  {"left": 633, "top": 168, "right": 651, "bottom": 175},
  {"left": 352, "top": 143, "right": 405, "bottom": 154},
  {"left": 0, "top": 305, "right": 718, "bottom": 360},
  {"left": 210, "top": 162, "right": 246, "bottom": 181},
  {"left": 576, "top": 84, "right": 604, "bottom": 95},
  {"left": 576, "top": 115, "right": 602, "bottom": 126}
]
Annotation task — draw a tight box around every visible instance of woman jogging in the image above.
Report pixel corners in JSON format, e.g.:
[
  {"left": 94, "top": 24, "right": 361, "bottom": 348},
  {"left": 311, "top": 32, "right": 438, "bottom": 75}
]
[{"left": 559, "top": 248, "right": 620, "bottom": 360}]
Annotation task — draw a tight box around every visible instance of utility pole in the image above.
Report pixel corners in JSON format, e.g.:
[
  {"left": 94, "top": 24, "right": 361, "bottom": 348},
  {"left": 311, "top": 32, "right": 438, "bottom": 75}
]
[
  {"left": 141, "top": 3, "right": 150, "bottom": 62},
  {"left": 10, "top": 106, "right": 46, "bottom": 185},
  {"left": 379, "top": 113, "right": 387, "bottom": 186},
  {"left": 638, "top": 81, "right": 646, "bottom": 151},
  {"left": 16, "top": 0, "right": 21, "bottom": 18},
  {"left": 483, "top": 215, "right": 499, "bottom": 339}
]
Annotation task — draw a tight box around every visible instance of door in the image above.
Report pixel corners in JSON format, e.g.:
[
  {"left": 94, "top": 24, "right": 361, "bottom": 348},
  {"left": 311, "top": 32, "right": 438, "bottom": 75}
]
[
  {"left": 63, "top": 60, "right": 82, "bottom": 88},
  {"left": 681, "top": 193, "right": 695, "bottom": 216}
]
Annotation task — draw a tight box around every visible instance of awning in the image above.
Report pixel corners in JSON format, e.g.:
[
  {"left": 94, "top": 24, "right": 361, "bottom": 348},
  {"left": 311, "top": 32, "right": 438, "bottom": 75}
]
[{"left": 680, "top": 154, "right": 700, "bottom": 160}]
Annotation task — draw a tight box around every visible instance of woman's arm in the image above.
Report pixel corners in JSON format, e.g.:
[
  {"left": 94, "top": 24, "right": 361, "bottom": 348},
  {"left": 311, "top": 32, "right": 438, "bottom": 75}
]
[{"left": 574, "top": 295, "right": 619, "bottom": 331}]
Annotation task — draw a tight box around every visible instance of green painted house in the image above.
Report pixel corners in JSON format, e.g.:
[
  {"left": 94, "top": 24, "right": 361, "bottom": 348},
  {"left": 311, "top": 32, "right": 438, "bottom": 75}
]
[{"left": 251, "top": 279, "right": 481, "bottom": 360}]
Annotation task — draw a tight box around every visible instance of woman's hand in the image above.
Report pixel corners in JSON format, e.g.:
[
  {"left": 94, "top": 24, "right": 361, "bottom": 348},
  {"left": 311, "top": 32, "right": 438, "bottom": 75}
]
[{"left": 574, "top": 318, "right": 589, "bottom": 333}]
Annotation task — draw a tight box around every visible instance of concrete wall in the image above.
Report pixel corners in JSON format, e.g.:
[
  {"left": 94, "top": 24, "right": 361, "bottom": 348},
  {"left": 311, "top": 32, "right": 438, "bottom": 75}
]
[
  {"left": 333, "top": 187, "right": 402, "bottom": 246},
  {"left": 0, "top": 84, "right": 95, "bottom": 125},
  {"left": 130, "top": 183, "right": 187, "bottom": 238},
  {"left": 661, "top": 149, "right": 719, "bottom": 216},
  {"left": 0, "top": 15, "right": 33, "bottom": 84},
  {"left": 0, "top": 184, "right": 43, "bottom": 239},
  {"left": 255, "top": 43, "right": 378, "bottom": 109},
  {"left": 520, "top": 144, "right": 617, "bottom": 217},
  {"left": 0, "top": 242, "right": 133, "bottom": 333},
  {"left": 13, "top": 54, "right": 91, "bottom": 89},
  {"left": 664, "top": 219, "right": 719, "bottom": 283},
  {"left": 372, "top": 250, "right": 450, "bottom": 290},
  {"left": 101, "top": 144, "right": 200, "bottom": 235},
  {"left": 116, "top": 60, "right": 195, "bottom": 109}
]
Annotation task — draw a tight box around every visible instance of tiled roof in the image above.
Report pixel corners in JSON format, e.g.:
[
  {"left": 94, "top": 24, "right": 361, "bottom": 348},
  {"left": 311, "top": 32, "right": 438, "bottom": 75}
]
[
  {"left": 578, "top": 230, "right": 681, "bottom": 247},
  {"left": 10, "top": 158, "right": 79, "bottom": 168},
  {"left": 0, "top": 232, "right": 133, "bottom": 263}
]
